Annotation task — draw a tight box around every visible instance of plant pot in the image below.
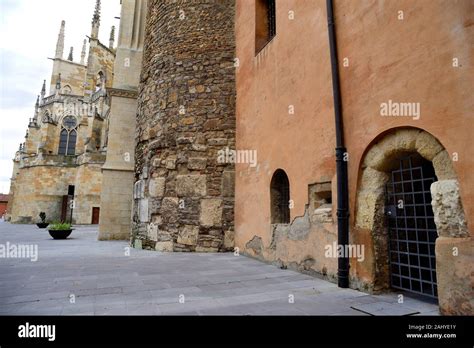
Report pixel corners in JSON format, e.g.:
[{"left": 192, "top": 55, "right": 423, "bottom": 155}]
[
  {"left": 48, "top": 229, "right": 73, "bottom": 240},
  {"left": 36, "top": 222, "right": 49, "bottom": 229}
]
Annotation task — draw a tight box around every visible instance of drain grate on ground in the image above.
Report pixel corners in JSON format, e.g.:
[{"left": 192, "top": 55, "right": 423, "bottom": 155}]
[{"left": 351, "top": 302, "right": 420, "bottom": 316}]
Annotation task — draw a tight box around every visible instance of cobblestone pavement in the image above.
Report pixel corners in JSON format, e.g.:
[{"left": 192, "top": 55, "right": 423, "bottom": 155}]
[{"left": 0, "top": 222, "right": 439, "bottom": 315}]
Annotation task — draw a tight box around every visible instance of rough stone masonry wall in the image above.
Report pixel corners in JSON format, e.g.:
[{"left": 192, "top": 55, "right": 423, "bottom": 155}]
[{"left": 132, "top": 0, "right": 236, "bottom": 252}]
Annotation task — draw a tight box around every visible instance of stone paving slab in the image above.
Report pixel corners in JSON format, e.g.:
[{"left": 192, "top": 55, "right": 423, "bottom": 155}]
[
  {"left": 351, "top": 302, "right": 420, "bottom": 316},
  {"left": 0, "top": 222, "right": 440, "bottom": 315}
]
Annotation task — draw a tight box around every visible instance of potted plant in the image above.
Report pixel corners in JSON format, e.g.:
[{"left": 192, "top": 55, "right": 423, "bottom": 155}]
[
  {"left": 36, "top": 212, "right": 49, "bottom": 229},
  {"left": 48, "top": 221, "right": 73, "bottom": 239}
]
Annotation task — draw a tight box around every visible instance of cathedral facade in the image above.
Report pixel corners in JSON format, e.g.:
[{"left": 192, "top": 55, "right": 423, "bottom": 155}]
[{"left": 7, "top": 1, "right": 115, "bottom": 224}]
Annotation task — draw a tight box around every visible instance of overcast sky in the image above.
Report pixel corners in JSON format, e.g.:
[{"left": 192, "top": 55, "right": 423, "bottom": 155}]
[{"left": 0, "top": 0, "right": 121, "bottom": 193}]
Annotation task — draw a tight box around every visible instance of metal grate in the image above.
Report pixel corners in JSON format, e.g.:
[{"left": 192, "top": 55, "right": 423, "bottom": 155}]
[
  {"left": 385, "top": 155, "right": 438, "bottom": 299},
  {"left": 267, "top": 0, "right": 276, "bottom": 39},
  {"left": 277, "top": 178, "right": 290, "bottom": 223}
]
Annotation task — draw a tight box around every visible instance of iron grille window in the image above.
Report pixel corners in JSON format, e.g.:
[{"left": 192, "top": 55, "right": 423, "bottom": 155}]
[
  {"left": 267, "top": 0, "right": 276, "bottom": 39},
  {"left": 271, "top": 169, "right": 290, "bottom": 224},
  {"left": 255, "top": 0, "right": 276, "bottom": 54}
]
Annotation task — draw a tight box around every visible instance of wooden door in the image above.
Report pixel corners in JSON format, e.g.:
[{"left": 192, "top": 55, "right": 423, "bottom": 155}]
[{"left": 91, "top": 207, "right": 100, "bottom": 224}]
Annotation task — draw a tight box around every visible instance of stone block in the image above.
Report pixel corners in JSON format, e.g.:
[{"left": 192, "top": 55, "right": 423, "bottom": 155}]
[
  {"left": 360, "top": 167, "right": 389, "bottom": 190},
  {"left": 195, "top": 246, "right": 219, "bottom": 252},
  {"left": 221, "top": 170, "right": 235, "bottom": 197},
  {"left": 223, "top": 230, "right": 234, "bottom": 249},
  {"left": 176, "top": 175, "right": 207, "bottom": 197},
  {"left": 200, "top": 199, "right": 223, "bottom": 227},
  {"left": 166, "top": 157, "right": 177, "bottom": 169},
  {"left": 134, "top": 239, "right": 142, "bottom": 249},
  {"left": 147, "top": 223, "right": 158, "bottom": 241},
  {"left": 430, "top": 180, "right": 468, "bottom": 237},
  {"left": 160, "top": 197, "right": 179, "bottom": 220},
  {"left": 155, "top": 241, "right": 174, "bottom": 252},
  {"left": 177, "top": 225, "right": 199, "bottom": 246},
  {"left": 364, "top": 129, "right": 418, "bottom": 172},
  {"left": 415, "top": 131, "right": 444, "bottom": 160},
  {"left": 435, "top": 236, "right": 473, "bottom": 315},
  {"left": 157, "top": 230, "right": 173, "bottom": 242},
  {"left": 432, "top": 150, "right": 457, "bottom": 180},
  {"left": 149, "top": 177, "right": 166, "bottom": 198},
  {"left": 139, "top": 199, "right": 149, "bottom": 223},
  {"left": 187, "top": 158, "right": 207, "bottom": 170}
]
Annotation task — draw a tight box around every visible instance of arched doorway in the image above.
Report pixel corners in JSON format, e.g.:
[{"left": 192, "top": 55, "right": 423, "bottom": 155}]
[
  {"left": 385, "top": 153, "right": 438, "bottom": 298},
  {"left": 354, "top": 127, "right": 469, "bottom": 305}
]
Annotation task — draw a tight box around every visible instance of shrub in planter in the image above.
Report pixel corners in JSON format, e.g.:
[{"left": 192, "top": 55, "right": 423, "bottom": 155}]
[
  {"left": 36, "top": 212, "right": 49, "bottom": 229},
  {"left": 48, "top": 222, "right": 73, "bottom": 239}
]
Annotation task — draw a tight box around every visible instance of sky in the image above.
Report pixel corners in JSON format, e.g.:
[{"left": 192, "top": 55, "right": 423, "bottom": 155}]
[{"left": 0, "top": 0, "right": 122, "bottom": 194}]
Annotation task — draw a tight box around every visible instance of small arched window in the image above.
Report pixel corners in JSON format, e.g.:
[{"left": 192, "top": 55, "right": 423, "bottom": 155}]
[
  {"left": 42, "top": 111, "right": 52, "bottom": 123},
  {"left": 62, "top": 85, "right": 72, "bottom": 95},
  {"left": 270, "top": 169, "right": 290, "bottom": 224},
  {"left": 95, "top": 71, "right": 105, "bottom": 91},
  {"left": 58, "top": 116, "right": 77, "bottom": 156}
]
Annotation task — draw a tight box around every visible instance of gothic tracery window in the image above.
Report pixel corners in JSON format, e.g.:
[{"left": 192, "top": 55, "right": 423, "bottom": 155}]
[{"left": 58, "top": 116, "right": 78, "bottom": 156}]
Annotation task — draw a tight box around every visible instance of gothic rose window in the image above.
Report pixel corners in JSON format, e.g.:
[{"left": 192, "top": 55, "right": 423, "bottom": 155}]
[{"left": 58, "top": 116, "right": 78, "bottom": 156}]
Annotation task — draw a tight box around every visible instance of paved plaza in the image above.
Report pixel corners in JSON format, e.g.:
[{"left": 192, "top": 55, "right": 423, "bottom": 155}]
[{"left": 0, "top": 222, "right": 439, "bottom": 315}]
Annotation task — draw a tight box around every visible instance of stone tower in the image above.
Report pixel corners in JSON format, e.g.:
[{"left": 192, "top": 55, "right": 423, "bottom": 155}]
[{"left": 132, "top": 0, "right": 236, "bottom": 252}]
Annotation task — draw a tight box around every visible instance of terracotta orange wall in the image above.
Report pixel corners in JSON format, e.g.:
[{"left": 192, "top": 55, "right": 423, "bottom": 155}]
[
  {"left": 235, "top": 0, "right": 336, "bottom": 248},
  {"left": 236, "top": 0, "right": 473, "bottom": 249},
  {"left": 334, "top": 0, "right": 473, "bottom": 232}
]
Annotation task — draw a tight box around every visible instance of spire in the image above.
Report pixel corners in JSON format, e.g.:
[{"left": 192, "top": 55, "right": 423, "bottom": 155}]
[
  {"left": 40, "top": 80, "right": 46, "bottom": 100},
  {"left": 68, "top": 46, "right": 74, "bottom": 61},
  {"left": 109, "top": 26, "right": 115, "bottom": 49},
  {"left": 55, "top": 20, "right": 65, "bottom": 59},
  {"left": 32, "top": 96, "right": 40, "bottom": 124},
  {"left": 80, "top": 39, "right": 87, "bottom": 65},
  {"left": 91, "top": 0, "right": 101, "bottom": 39}
]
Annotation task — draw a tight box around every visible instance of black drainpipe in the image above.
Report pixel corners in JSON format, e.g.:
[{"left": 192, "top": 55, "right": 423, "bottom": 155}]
[{"left": 326, "top": 0, "right": 349, "bottom": 288}]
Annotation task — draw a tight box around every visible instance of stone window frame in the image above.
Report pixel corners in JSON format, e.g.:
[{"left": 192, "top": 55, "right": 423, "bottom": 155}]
[
  {"left": 58, "top": 116, "right": 78, "bottom": 156},
  {"left": 41, "top": 110, "right": 53, "bottom": 124},
  {"left": 62, "top": 85, "right": 72, "bottom": 95}
]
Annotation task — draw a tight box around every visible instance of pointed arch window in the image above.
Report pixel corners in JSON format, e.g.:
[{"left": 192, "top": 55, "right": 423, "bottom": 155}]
[
  {"left": 270, "top": 169, "right": 290, "bottom": 224},
  {"left": 62, "top": 85, "right": 72, "bottom": 94},
  {"left": 58, "top": 116, "right": 78, "bottom": 156}
]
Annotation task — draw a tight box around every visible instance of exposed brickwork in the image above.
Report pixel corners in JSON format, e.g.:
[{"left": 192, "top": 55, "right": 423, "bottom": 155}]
[{"left": 132, "top": 0, "right": 236, "bottom": 252}]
